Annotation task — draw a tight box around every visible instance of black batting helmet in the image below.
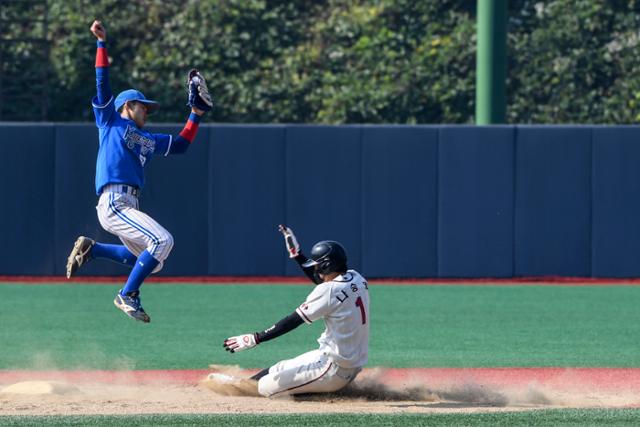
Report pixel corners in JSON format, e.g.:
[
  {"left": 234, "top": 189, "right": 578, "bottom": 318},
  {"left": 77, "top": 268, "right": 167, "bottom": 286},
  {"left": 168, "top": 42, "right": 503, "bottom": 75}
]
[{"left": 302, "top": 240, "right": 348, "bottom": 275}]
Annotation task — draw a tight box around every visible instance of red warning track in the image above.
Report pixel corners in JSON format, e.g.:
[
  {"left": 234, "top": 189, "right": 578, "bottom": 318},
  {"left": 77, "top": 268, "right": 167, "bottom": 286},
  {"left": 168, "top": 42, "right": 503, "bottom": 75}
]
[
  {"left": 2, "top": 276, "right": 640, "bottom": 286},
  {"left": 384, "top": 368, "right": 640, "bottom": 391},
  {"left": 2, "top": 368, "right": 640, "bottom": 391}
]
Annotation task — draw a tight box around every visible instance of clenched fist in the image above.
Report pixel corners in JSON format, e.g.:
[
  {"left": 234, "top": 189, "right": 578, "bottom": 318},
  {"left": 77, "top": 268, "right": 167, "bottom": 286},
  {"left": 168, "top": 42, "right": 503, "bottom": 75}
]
[{"left": 90, "top": 20, "right": 106, "bottom": 41}]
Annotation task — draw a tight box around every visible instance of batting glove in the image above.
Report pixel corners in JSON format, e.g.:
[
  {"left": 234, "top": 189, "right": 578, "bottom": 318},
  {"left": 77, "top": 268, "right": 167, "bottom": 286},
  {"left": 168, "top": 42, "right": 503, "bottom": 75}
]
[
  {"left": 223, "top": 333, "right": 258, "bottom": 353},
  {"left": 278, "top": 224, "right": 300, "bottom": 258}
]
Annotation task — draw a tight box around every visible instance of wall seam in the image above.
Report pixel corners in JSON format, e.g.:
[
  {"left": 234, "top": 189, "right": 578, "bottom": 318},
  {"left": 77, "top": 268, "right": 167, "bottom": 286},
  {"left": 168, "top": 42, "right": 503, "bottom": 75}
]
[
  {"left": 359, "top": 125, "right": 364, "bottom": 274},
  {"left": 207, "top": 126, "right": 214, "bottom": 275},
  {"left": 52, "top": 125, "right": 58, "bottom": 275},
  {"left": 283, "top": 125, "right": 289, "bottom": 276},
  {"left": 512, "top": 125, "right": 518, "bottom": 278},
  {"left": 435, "top": 127, "right": 441, "bottom": 278},
  {"left": 589, "top": 126, "right": 594, "bottom": 278}
]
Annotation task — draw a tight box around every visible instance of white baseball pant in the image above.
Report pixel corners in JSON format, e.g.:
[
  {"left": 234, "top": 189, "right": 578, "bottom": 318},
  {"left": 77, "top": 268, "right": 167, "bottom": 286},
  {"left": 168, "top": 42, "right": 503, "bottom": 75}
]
[
  {"left": 96, "top": 186, "right": 174, "bottom": 273},
  {"left": 258, "top": 349, "right": 361, "bottom": 397}
]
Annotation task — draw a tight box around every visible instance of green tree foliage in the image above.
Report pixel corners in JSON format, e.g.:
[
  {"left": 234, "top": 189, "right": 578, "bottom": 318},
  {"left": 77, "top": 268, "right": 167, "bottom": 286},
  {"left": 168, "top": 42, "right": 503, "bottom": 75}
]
[
  {"left": 45, "top": 0, "right": 185, "bottom": 121},
  {"left": 508, "top": 0, "right": 640, "bottom": 123},
  {"left": 2, "top": 0, "right": 640, "bottom": 123},
  {"left": 0, "top": 0, "right": 50, "bottom": 120},
  {"left": 135, "top": 0, "right": 476, "bottom": 123}
]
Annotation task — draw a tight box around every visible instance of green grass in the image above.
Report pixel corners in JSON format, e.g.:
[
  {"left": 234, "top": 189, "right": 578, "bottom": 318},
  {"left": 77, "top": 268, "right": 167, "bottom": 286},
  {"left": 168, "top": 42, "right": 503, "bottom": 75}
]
[
  {"left": 2, "top": 409, "right": 640, "bottom": 426},
  {"left": 0, "top": 283, "right": 639, "bottom": 369}
]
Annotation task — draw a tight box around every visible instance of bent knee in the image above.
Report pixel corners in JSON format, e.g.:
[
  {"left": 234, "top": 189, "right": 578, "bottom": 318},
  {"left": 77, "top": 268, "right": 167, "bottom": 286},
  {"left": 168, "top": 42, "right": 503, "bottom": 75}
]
[
  {"left": 151, "top": 231, "right": 174, "bottom": 261},
  {"left": 161, "top": 232, "right": 174, "bottom": 253}
]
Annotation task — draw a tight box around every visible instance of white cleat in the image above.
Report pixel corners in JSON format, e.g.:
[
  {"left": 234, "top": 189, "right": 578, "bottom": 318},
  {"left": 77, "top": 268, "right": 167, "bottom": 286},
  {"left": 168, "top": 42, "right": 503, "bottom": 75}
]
[{"left": 203, "top": 373, "right": 260, "bottom": 397}]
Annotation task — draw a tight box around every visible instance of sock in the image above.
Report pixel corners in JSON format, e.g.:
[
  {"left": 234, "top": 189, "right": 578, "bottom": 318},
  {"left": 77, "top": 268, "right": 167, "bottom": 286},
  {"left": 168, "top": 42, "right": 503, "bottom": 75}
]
[
  {"left": 121, "top": 250, "right": 160, "bottom": 295},
  {"left": 91, "top": 243, "right": 137, "bottom": 267}
]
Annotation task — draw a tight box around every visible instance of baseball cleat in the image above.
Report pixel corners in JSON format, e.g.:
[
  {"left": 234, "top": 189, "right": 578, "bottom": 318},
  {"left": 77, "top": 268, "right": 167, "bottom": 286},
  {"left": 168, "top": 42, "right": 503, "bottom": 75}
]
[
  {"left": 66, "top": 236, "right": 95, "bottom": 279},
  {"left": 202, "top": 373, "right": 260, "bottom": 397},
  {"left": 114, "top": 290, "right": 151, "bottom": 323}
]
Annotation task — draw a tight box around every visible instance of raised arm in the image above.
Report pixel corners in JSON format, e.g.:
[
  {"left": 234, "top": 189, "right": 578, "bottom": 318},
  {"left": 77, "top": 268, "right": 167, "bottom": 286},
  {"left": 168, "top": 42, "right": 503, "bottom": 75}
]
[
  {"left": 278, "top": 225, "right": 322, "bottom": 284},
  {"left": 167, "top": 69, "right": 212, "bottom": 154},
  {"left": 91, "top": 20, "right": 111, "bottom": 105},
  {"left": 168, "top": 109, "right": 204, "bottom": 154}
]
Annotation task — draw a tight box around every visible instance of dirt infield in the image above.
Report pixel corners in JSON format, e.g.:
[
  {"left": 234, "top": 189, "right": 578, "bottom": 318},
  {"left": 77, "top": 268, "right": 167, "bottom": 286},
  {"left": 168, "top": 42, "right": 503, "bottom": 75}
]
[{"left": 1, "top": 367, "right": 639, "bottom": 416}]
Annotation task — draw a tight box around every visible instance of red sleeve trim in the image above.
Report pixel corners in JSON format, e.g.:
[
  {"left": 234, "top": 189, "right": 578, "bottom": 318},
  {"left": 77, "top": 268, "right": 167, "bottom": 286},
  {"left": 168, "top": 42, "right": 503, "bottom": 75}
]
[
  {"left": 178, "top": 113, "right": 201, "bottom": 143},
  {"left": 95, "top": 47, "right": 109, "bottom": 68},
  {"left": 296, "top": 307, "right": 312, "bottom": 324}
]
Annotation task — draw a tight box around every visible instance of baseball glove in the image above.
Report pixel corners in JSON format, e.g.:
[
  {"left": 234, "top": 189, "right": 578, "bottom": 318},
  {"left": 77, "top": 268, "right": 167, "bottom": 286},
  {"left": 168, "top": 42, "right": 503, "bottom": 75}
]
[{"left": 187, "top": 68, "right": 213, "bottom": 112}]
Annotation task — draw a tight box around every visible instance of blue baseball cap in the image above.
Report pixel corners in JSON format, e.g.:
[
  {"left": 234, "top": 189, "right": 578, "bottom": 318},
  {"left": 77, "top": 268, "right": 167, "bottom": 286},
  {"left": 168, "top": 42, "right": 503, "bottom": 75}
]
[{"left": 114, "top": 89, "right": 160, "bottom": 113}]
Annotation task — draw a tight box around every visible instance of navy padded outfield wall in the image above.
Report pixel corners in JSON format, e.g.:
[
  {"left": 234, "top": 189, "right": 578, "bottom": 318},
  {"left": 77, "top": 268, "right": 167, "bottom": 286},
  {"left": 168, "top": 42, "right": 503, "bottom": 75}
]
[
  {"left": 438, "top": 126, "right": 515, "bottom": 278},
  {"left": 514, "top": 126, "right": 592, "bottom": 277},
  {"left": 592, "top": 126, "right": 640, "bottom": 278},
  {"left": 209, "top": 125, "right": 286, "bottom": 275},
  {"left": 0, "top": 124, "right": 56, "bottom": 275},
  {"left": 2, "top": 123, "right": 640, "bottom": 278},
  {"left": 361, "top": 126, "right": 438, "bottom": 277}
]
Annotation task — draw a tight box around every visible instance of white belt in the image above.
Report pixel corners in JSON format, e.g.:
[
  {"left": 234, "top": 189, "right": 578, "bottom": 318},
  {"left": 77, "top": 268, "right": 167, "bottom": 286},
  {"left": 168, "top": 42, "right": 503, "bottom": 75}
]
[{"left": 101, "top": 184, "right": 140, "bottom": 197}]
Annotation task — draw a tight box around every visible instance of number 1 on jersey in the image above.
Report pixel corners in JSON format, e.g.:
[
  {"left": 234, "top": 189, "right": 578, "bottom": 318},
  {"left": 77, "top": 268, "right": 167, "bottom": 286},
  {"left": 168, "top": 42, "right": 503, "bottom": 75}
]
[{"left": 355, "top": 296, "right": 366, "bottom": 325}]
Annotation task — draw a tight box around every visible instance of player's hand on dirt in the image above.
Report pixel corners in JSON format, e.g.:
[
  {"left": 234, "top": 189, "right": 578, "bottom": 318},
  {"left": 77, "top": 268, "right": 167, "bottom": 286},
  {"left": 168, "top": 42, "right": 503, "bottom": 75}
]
[
  {"left": 224, "top": 333, "right": 258, "bottom": 353},
  {"left": 90, "top": 20, "right": 106, "bottom": 41},
  {"left": 278, "top": 224, "right": 300, "bottom": 258}
]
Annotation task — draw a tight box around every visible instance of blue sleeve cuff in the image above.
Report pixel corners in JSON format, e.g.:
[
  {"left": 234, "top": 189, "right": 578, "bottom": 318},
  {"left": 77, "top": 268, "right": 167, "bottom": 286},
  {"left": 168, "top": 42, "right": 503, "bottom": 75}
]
[
  {"left": 189, "top": 112, "right": 202, "bottom": 124},
  {"left": 170, "top": 135, "right": 190, "bottom": 154},
  {"left": 97, "top": 41, "right": 106, "bottom": 48}
]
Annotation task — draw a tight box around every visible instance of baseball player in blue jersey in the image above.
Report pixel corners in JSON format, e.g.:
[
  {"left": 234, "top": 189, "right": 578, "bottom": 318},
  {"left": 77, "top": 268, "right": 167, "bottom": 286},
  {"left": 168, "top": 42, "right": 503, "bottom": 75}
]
[{"left": 65, "top": 20, "right": 213, "bottom": 323}]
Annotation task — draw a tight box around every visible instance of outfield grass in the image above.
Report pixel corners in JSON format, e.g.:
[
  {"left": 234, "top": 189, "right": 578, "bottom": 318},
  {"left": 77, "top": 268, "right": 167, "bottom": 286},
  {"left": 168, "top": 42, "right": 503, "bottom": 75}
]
[
  {"left": 1, "top": 409, "right": 640, "bottom": 426},
  {"left": 0, "top": 283, "right": 639, "bottom": 369}
]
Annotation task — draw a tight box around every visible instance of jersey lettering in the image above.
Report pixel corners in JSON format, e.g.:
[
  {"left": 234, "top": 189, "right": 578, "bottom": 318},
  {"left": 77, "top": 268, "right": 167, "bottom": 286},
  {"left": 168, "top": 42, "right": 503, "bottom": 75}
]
[
  {"left": 295, "top": 269, "right": 369, "bottom": 368},
  {"left": 335, "top": 289, "right": 349, "bottom": 303},
  {"left": 124, "top": 125, "right": 156, "bottom": 155},
  {"left": 355, "top": 296, "right": 366, "bottom": 325}
]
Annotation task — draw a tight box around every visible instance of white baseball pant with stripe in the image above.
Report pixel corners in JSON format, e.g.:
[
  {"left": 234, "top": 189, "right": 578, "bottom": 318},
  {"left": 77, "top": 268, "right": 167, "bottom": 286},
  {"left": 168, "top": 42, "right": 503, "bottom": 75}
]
[
  {"left": 258, "top": 349, "right": 361, "bottom": 397},
  {"left": 96, "top": 186, "right": 174, "bottom": 273}
]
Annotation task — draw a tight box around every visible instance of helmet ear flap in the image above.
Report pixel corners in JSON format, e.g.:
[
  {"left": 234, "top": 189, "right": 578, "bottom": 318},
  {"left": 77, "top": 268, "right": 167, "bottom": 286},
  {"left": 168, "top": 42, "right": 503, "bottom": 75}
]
[{"left": 319, "top": 259, "right": 332, "bottom": 275}]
